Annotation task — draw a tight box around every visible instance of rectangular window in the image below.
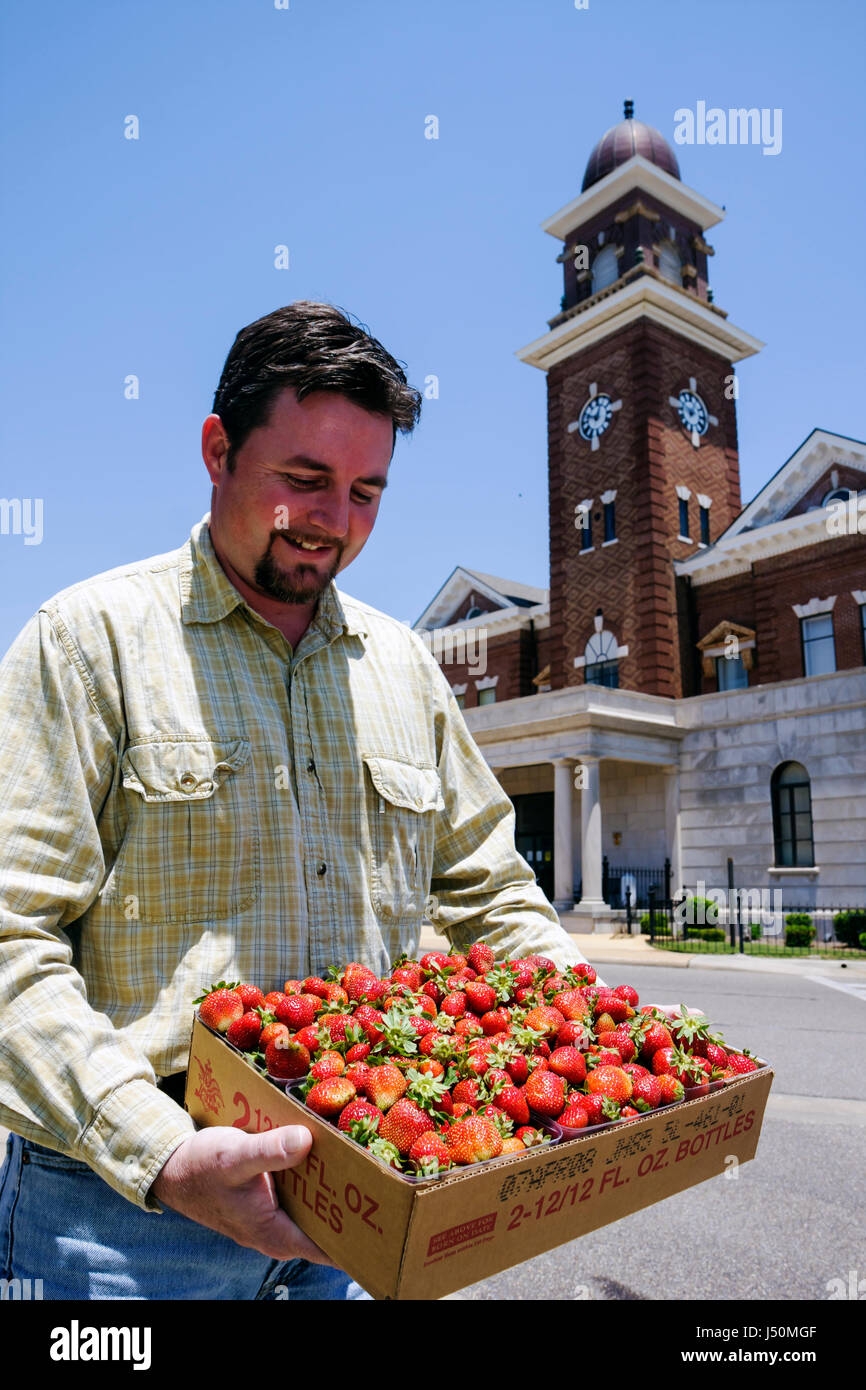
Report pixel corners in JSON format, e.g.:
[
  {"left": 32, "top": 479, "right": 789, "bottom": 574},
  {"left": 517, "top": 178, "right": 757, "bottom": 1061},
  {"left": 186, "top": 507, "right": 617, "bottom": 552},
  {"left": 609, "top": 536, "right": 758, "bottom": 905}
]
[
  {"left": 454, "top": 692, "right": 466, "bottom": 709},
  {"left": 861, "top": 604, "right": 866, "bottom": 663},
  {"left": 477, "top": 687, "right": 496, "bottom": 705},
  {"left": 801, "top": 613, "right": 836, "bottom": 676},
  {"left": 678, "top": 496, "right": 690, "bottom": 538},
  {"left": 700, "top": 505, "right": 710, "bottom": 545},
  {"left": 580, "top": 510, "right": 593, "bottom": 551},
  {"left": 585, "top": 661, "right": 618, "bottom": 689},
  {"left": 716, "top": 655, "right": 749, "bottom": 690},
  {"left": 603, "top": 500, "right": 616, "bottom": 543}
]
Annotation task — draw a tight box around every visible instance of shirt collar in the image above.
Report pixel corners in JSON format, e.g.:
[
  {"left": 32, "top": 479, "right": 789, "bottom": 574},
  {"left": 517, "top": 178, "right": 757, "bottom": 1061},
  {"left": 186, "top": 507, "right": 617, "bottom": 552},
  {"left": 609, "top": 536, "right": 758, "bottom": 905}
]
[{"left": 179, "top": 513, "right": 367, "bottom": 639}]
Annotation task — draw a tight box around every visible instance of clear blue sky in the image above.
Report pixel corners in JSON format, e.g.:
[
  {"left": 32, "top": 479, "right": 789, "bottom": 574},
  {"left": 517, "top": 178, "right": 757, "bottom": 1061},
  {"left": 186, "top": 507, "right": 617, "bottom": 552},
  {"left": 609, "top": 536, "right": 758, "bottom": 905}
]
[{"left": 1, "top": 0, "right": 864, "bottom": 655}]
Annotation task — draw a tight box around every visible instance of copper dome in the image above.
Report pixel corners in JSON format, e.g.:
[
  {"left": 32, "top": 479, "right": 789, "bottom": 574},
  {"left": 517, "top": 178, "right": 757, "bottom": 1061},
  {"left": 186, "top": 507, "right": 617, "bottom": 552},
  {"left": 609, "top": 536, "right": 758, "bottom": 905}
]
[{"left": 582, "top": 102, "right": 681, "bottom": 192}]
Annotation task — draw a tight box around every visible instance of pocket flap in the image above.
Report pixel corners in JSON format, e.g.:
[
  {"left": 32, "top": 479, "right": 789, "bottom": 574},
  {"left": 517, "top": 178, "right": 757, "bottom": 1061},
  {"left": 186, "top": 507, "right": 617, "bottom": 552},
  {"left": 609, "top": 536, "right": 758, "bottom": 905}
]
[
  {"left": 362, "top": 754, "right": 443, "bottom": 813},
  {"left": 120, "top": 737, "right": 251, "bottom": 803}
]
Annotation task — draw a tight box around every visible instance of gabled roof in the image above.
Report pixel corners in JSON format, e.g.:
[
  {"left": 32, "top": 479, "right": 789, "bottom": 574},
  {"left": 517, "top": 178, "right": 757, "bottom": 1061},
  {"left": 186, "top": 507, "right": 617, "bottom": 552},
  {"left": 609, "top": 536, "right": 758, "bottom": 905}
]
[
  {"left": 412, "top": 565, "right": 547, "bottom": 631},
  {"left": 717, "top": 428, "right": 866, "bottom": 541}
]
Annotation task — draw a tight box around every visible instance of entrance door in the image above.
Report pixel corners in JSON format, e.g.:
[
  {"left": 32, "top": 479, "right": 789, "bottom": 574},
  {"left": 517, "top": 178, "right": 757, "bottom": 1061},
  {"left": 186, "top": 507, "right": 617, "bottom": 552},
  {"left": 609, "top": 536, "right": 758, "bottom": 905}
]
[{"left": 513, "top": 791, "right": 554, "bottom": 904}]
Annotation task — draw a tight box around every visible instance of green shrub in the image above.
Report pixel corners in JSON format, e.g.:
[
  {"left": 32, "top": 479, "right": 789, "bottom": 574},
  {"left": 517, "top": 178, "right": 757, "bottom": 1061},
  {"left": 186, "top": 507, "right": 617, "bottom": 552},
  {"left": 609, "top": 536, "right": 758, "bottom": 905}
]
[
  {"left": 785, "top": 911, "right": 813, "bottom": 928},
  {"left": 687, "top": 926, "right": 726, "bottom": 943},
  {"left": 785, "top": 921, "right": 815, "bottom": 949},
  {"left": 640, "top": 911, "right": 670, "bottom": 935},
  {"left": 748, "top": 922, "right": 763, "bottom": 941},
  {"left": 860, "top": 931, "right": 866, "bottom": 951},
  {"left": 833, "top": 910, "right": 866, "bottom": 949}
]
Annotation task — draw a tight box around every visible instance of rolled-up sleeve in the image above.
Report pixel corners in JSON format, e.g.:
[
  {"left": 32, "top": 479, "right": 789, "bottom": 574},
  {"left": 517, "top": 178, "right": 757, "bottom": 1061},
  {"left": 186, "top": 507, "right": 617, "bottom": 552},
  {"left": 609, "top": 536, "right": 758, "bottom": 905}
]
[
  {"left": 426, "top": 663, "right": 589, "bottom": 971},
  {"left": 0, "top": 611, "right": 195, "bottom": 1209}
]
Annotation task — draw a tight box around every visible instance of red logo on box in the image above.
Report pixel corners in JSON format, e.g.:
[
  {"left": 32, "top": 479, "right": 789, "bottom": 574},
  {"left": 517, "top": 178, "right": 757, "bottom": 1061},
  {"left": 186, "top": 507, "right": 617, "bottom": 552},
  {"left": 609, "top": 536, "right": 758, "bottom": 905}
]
[{"left": 427, "top": 1212, "right": 497, "bottom": 1256}]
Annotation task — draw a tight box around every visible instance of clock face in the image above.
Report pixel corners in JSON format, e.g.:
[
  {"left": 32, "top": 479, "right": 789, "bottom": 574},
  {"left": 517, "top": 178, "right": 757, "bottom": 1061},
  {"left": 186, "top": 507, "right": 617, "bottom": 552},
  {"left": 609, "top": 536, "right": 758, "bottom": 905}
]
[
  {"left": 676, "top": 389, "right": 709, "bottom": 437},
  {"left": 578, "top": 393, "right": 614, "bottom": 442}
]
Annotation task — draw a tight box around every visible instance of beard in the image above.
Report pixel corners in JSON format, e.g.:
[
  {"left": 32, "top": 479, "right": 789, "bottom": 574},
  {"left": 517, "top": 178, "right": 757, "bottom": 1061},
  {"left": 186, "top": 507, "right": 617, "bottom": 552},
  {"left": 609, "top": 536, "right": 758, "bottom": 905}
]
[{"left": 253, "top": 530, "right": 341, "bottom": 606}]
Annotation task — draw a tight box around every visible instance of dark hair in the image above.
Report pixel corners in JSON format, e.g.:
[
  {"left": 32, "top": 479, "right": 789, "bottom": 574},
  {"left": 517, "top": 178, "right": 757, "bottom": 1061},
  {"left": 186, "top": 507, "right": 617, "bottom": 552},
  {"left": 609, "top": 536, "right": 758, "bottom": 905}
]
[{"left": 212, "top": 301, "right": 422, "bottom": 467}]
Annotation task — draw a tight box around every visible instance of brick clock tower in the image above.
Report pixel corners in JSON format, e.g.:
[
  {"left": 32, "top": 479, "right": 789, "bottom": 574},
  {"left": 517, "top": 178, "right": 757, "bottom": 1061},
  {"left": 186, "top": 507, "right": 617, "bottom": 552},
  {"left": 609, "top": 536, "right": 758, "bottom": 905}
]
[{"left": 518, "top": 102, "right": 764, "bottom": 697}]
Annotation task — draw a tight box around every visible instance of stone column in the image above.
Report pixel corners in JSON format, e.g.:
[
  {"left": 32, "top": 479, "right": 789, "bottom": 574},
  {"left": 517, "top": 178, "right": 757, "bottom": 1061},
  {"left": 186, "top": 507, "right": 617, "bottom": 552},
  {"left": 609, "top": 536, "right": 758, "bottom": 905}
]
[
  {"left": 552, "top": 758, "right": 575, "bottom": 912},
  {"left": 576, "top": 755, "right": 607, "bottom": 912},
  {"left": 663, "top": 764, "right": 683, "bottom": 897}
]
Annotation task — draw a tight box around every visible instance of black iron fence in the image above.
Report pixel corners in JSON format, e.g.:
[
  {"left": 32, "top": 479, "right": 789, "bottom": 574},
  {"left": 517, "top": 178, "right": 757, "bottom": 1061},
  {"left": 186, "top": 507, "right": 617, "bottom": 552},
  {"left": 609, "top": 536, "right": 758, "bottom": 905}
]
[
  {"left": 641, "top": 891, "right": 866, "bottom": 958},
  {"left": 602, "top": 858, "right": 671, "bottom": 910}
]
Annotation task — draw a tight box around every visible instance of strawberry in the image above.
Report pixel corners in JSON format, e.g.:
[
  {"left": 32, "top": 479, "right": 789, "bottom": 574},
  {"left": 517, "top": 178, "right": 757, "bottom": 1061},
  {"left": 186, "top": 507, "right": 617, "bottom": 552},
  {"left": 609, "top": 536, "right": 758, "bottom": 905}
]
[
  {"left": 283, "top": 979, "right": 304, "bottom": 995},
  {"left": 622, "top": 1062, "right": 651, "bottom": 1079},
  {"left": 612, "top": 984, "right": 639, "bottom": 1007},
  {"left": 523, "top": 1006, "right": 566, "bottom": 1041},
  {"left": 310, "top": 1050, "right": 346, "bottom": 1079},
  {"left": 480, "top": 1007, "right": 510, "bottom": 1035},
  {"left": 445, "top": 1117, "right": 503, "bottom": 1165},
  {"left": 236, "top": 983, "right": 265, "bottom": 1011},
  {"left": 656, "top": 1073, "right": 685, "bottom": 1104},
  {"left": 226, "top": 1010, "right": 263, "bottom": 1051},
  {"left": 264, "top": 1035, "right": 310, "bottom": 1079},
  {"left": 422, "top": 980, "right": 443, "bottom": 1007},
  {"left": 409, "top": 1131, "right": 452, "bottom": 1174},
  {"left": 343, "top": 969, "right": 383, "bottom": 1003},
  {"left": 353, "top": 1005, "right": 386, "bottom": 1044},
  {"left": 508, "top": 960, "right": 536, "bottom": 989},
  {"left": 454, "top": 1016, "right": 484, "bottom": 1038},
  {"left": 441, "top": 991, "right": 467, "bottom": 1018},
  {"left": 495, "top": 1085, "right": 531, "bottom": 1126},
  {"left": 274, "top": 994, "right": 317, "bottom": 1030},
  {"left": 416, "top": 996, "right": 439, "bottom": 1019},
  {"left": 345, "top": 1061, "right": 372, "bottom": 1093},
  {"left": 420, "top": 951, "right": 451, "bottom": 976},
  {"left": 523, "top": 1070, "right": 567, "bottom": 1118},
  {"left": 505, "top": 1054, "right": 530, "bottom": 1086},
  {"left": 452, "top": 1078, "right": 485, "bottom": 1107},
  {"left": 548, "top": 1046, "right": 587, "bottom": 1086},
  {"left": 323, "top": 983, "right": 349, "bottom": 1007},
  {"left": 577, "top": 1093, "right": 606, "bottom": 1125},
  {"left": 305, "top": 1077, "right": 357, "bottom": 1118},
  {"left": 366, "top": 1137, "right": 402, "bottom": 1170},
  {"left": 259, "top": 1020, "right": 290, "bottom": 1050},
  {"left": 294, "top": 1024, "right": 321, "bottom": 1051},
  {"left": 585, "top": 1065, "right": 633, "bottom": 1103},
  {"left": 337, "top": 1099, "right": 383, "bottom": 1135},
  {"left": 380, "top": 1099, "right": 435, "bottom": 1155},
  {"left": 302, "top": 977, "right": 330, "bottom": 1000},
  {"left": 629, "top": 1073, "right": 662, "bottom": 1111},
  {"left": 726, "top": 1051, "right": 758, "bottom": 1074},
  {"left": 364, "top": 1064, "right": 408, "bottom": 1112},
  {"left": 567, "top": 963, "right": 596, "bottom": 984},
  {"left": 593, "top": 993, "right": 630, "bottom": 1024},
  {"left": 451, "top": 1101, "right": 477, "bottom": 1118},
  {"left": 514, "top": 1125, "right": 552, "bottom": 1148},
  {"left": 392, "top": 963, "right": 423, "bottom": 991},
  {"left": 464, "top": 980, "right": 497, "bottom": 1014},
  {"left": 346, "top": 1041, "right": 371, "bottom": 1063},
  {"left": 468, "top": 941, "right": 495, "bottom": 974},
  {"left": 500, "top": 1137, "right": 527, "bottom": 1155},
  {"left": 550, "top": 989, "right": 590, "bottom": 1022},
  {"left": 620, "top": 1105, "right": 640, "bottom": 1118},
  {"left": 558, "top": 1103, "right": 590, "bottom": 1130},
  {"left": 263, "top": 990, "right": 288, "bottom": 1011},
  {"left": 197, "top": 987, "right": 244, "bottom": 1033},
  {"left": 639, "top": 1020, "right": 674, "bottom": 1059},
  {"left": 597, "top": 1026, "right": 636, "bottom": 1064}
]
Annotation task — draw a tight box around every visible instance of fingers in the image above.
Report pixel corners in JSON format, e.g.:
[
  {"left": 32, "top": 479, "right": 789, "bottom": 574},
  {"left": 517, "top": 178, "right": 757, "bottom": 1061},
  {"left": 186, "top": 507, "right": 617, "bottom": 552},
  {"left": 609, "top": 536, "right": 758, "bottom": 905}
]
[
  {"left": 245, "top": 1206, "right": 336, "bottom": 1265},
  {"left": 228, "top": 1125, "right": 313, "bottom": 1184}
]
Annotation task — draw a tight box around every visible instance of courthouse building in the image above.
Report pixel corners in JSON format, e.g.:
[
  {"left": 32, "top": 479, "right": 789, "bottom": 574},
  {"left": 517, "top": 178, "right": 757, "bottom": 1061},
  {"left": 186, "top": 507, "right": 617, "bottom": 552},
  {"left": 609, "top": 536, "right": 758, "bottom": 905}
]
[{"left": 412, "top": 104, "right": 866, "bottom": 927}]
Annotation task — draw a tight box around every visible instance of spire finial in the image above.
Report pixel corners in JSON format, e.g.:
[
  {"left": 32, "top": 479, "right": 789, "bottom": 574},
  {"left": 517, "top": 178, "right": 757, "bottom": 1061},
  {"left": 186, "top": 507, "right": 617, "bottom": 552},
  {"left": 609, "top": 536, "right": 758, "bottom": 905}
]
[{"left": 624, "top": 99, "right": 634, "bottom": 120}]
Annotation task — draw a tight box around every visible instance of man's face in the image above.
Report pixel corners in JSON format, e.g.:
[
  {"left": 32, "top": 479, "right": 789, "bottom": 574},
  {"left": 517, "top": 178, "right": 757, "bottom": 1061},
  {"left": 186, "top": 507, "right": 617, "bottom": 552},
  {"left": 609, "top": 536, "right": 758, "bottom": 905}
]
[{"left": 203, "top": 388, "right": 393, "bottom": 606}]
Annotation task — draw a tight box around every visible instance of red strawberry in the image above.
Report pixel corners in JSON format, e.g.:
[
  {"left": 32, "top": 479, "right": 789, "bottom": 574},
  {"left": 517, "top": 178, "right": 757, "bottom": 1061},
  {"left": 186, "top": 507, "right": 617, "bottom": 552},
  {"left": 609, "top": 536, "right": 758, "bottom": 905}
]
[
  {"left": 409, "top": 1131, "right": 452, "bottom": 1174},
  {"left": 640, "top": 1021, "right": 674, "bottom": 1059},
  {"left": 264, "top": 1035, "right": 310, "bottom": 1079},
  {"left": 558, "top": 1103, "right": 590, "bottom": 1130},
  {"left": 629, "top": 1073, "right": 662, "bottom": 1111},
  {"left": 414, "top": 1057, "right": 445, "bottom": 1079},
  {"left": 451, "top": 1101, "right": 477, "bottom": 1118},
  {"left": 468, "top": 941, "right": 495, "bottom": 974},
  {"left": 259, "top": 1020, "right": 290, "bottom": 1050},
  {"left": 302, "top": 977, "right": 330, "bottom": 1000},
  {"left": 263, "top": 990, "right": 288, "bottom": 1011},
  {"left": 480, "top": 1007, "right": 510, "bottom": 1036},
  {"left": 236, "top": 983, "right": 265, "bottom": 1011},
  {"left": 445, "top": 1117, "right": 503, "bottom": 1165},
  {"left": 593, "top": 993, "right": 630, "bottom": 1024},
  {"left": 556, "top": 1021, "right": 592, "bottom": 1052},
  {"left": 514, "top": 1125, "right": 552, "bottom": 1148},
  {"left": 323, "top": 984, "right": 349, "bottom": 1007},
  {"left": 310, "top": 1050, "right": 346, "bottom": 1080},
  {"left": 420, "top": 951, "right": 451, "bottom": 976},
  {"left": 345, "top": 1061, "right": 372, "bottom": 1093},
  {"left": 441, "top": 991, "right": 467, "bottom": 1018},
  {"left": 274, "top": 994, "right": 317, "bottom": 1030},
  {"left": 464, "top": 980, "right": 497, "bottom": 1014},
  {"left": 523, "top": 1070, "right": 567, "bottom": 1118},
  {"left": 551, "top": 990, "right": 589, "bottom": 1023},
  {"left": 612, "top": 984, "right": 639, "bottom": 1007},
  {"left": 346, "top": 1041, "right": 371, "bottom": 1063},
  {"left": 353, "top": 1005, "right": 386, "bottom": 1044},
  {"left": 578, "top": 1092, "right": 606, "bottom": 1124},
  {"left": 226, "top": 1010, "right": 263, "bottom": 1051},
  {"left": 392, "top": 963, "right": 423, "bottom": 991},
  {"left": 454, "top": 1016, "right": 484, "bottom": 1038},
  {"left": 380, "top": 1099, "right": 434, "bottom": 1156},
  {"left": 294, "top": 1024, "right": 321, "bottom": 1051},
  {"left": 337, "top": 1099, "right": 383, "bottom": 1135},
  {"left": 585, "top": 1065, "right": 633, "bottom": 1103},
  {"left": 548, "top": 1047, "right": 587, "bottom": 1086},
  {"left": 523, "top": 1006, "right": 566, "bottom": 1041},
  {"left": 495, "top": 1085, "right": 530, "bottom": 1126},
  {"left": 569, "top": 963, "right": 597, "bottom": 984},
  {"left": 282, "top": 979, "right": 303, "bottom": 995},
  {"left": 620, "top": 1105, "right": 640, "bottom": 1118},
  {"left": 198, "top": 988, "right": 244, "bottom": 1033},
  {"left": 725, "top": 1051, "right": 758, "bottom": 1074},
  {"left": 305, "top": 1077, "right": 357, "bottom": 1118},
  {"left": 505, "top": 1054, "right": 530, "bottom": 1085},
  {"left": 656, "top": 1073, "right": 685, "bottom": 1104},
  {"left": 364, "top": 1065, "right": 408, "bottom": 1112},
  {"left": 452, "top": 1078, "right": 485, "bottom": 1108}
]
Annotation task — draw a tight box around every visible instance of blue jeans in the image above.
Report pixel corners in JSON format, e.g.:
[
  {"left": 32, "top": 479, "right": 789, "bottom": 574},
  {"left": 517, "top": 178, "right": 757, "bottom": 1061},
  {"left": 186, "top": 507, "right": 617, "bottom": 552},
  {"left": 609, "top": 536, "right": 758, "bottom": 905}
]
[{"left": 0, "top": 1134, "right": 371, "bottom": 1301}]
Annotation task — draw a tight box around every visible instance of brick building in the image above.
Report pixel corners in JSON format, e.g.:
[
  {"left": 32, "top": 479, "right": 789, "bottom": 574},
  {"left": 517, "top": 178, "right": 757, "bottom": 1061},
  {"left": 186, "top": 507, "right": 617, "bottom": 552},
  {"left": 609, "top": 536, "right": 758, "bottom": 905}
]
[{"left": 413, "top": 104, "right": 866, "bottom": 928}]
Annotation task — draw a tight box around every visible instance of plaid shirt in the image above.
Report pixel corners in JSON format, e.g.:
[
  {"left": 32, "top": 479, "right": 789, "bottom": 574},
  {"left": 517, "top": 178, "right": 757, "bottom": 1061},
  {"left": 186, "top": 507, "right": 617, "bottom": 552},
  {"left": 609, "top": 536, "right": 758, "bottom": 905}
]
[{"left": 0, "top": 514, "right": 584, "bottom": 1209}]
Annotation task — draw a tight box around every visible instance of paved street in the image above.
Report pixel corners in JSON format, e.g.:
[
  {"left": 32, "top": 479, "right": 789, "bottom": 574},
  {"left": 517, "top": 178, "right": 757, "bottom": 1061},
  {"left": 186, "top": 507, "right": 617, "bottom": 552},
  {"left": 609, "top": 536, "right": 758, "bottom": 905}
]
[{"left": 448, "top": 962, "right": 866, "bottom": 1301}]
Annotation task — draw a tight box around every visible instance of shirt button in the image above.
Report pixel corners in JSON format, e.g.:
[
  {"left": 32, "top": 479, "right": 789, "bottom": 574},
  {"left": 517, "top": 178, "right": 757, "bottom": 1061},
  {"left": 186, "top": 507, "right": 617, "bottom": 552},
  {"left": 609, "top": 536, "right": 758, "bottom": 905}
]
[
  {"left": 415, "top": 796, "right": 423, "bottom": 808},
  {"left": 307, "top": 759, "right": 316, "bottom": 773},
  {"left": 180, "top": 772, "right": 197, "bottom": 790},
  {"left": 316, "top": 862, "right": 327, "bottom": 876}
]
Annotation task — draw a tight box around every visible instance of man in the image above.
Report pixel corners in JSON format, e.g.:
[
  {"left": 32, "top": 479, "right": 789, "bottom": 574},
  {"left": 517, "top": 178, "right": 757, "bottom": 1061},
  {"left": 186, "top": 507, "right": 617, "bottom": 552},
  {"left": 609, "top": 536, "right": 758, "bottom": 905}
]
[{"left": 0, "top": 301, "right": 587, "bottom": 1300}]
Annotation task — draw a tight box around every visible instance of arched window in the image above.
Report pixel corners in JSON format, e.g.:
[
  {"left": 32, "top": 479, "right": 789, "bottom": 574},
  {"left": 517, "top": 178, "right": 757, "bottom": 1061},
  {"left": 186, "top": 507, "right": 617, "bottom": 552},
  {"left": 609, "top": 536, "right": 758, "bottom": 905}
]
[
  {"left": 771, "top": 762, "right": 814, "bottom": 867},
  {"left": 657, "top": 240, "right": 682, "bottom": 283},
  {"left": 591, "top": 245, "right": 619, "bottom": 294},
  {"left": 465, "top": 605, "right": 482, "bottom": 620}
]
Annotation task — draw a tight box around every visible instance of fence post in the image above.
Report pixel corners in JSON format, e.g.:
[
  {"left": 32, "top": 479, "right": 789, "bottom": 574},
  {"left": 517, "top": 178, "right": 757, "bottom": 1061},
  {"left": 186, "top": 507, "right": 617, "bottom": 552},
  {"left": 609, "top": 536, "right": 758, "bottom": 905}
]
[
  {"left": 626, "top": 887, "right": 633, "bottom": 935},
  {"left": 648, "top": 883, "right": 657, "bottom": 944},
  {"left": 602, "top": 855, "right": 609, "bottom": 905},
  {"left": 727, "top": 856, "right": 736, "bottom": 949}
]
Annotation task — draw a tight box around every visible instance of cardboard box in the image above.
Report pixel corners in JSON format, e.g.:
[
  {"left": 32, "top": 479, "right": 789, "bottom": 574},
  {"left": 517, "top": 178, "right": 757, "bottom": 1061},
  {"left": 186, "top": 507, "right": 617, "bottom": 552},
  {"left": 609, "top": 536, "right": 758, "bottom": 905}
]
[{"left": 185, "top": 1016, "right": 773, "bottom": 1301}]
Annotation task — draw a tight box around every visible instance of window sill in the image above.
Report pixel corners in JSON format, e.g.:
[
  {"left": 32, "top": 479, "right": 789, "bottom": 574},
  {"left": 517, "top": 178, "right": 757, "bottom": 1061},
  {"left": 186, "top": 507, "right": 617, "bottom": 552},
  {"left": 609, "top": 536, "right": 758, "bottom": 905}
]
[
  {"left": 601, "top": 538, "right": 618, "bottom": 548},
  {"left": 579, "top": 547, "right": 595, "bottom": 555},
  {"left": 767, "top": 866, "right": 820, "bottom": 876},
  {"left": 677, "top": 535, "right": 693, "bottom": 544}
]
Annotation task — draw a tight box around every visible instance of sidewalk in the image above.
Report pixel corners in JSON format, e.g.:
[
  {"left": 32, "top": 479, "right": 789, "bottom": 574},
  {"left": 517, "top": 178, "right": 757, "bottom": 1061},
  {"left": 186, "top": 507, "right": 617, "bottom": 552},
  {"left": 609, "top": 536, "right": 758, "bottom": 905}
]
[{"left": 418, "top": 923, "right": 866, "bottom": 980}]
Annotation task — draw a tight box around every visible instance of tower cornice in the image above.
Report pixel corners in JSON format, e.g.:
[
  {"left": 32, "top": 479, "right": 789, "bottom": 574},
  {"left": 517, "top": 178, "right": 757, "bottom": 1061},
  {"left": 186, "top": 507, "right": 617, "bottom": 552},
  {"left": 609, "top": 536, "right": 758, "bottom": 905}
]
[{"left": 542, "top": 154, "right": 725, "bottom": 240}]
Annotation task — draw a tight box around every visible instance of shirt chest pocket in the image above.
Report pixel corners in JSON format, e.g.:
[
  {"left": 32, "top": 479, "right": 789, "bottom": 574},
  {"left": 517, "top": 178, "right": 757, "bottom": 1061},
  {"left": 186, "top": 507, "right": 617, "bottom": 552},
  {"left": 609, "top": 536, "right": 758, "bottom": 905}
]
[
  {"left": 362, "top": 754, "right": 442, "bottom": 925},
  {"left": 107, "top": 736, "right": 261, "bottom": 925}
]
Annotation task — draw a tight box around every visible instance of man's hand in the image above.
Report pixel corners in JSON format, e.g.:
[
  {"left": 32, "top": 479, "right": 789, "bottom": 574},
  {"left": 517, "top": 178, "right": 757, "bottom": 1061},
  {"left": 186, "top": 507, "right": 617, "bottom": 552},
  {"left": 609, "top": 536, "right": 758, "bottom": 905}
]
[{"left": 150, "top": 1124, "right": 334, "bottom": 1264}]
